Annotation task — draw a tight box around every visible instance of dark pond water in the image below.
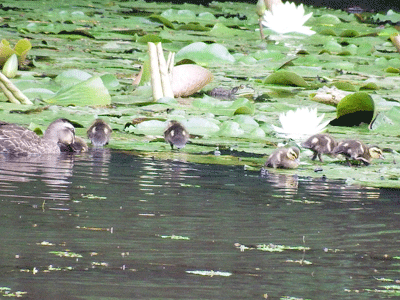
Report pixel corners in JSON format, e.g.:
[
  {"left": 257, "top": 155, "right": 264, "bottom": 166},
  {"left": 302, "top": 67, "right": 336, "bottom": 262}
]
[{"left": 1, "top": 150, "right": 400, "bottom": 300}]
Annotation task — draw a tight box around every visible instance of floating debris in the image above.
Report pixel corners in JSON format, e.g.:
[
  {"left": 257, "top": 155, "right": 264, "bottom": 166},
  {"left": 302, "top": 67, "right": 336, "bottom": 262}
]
[
  {"left": 160, "top": 234, "right": 190, "bottom": 240},
  {"left": 186, "top": 270, "right": 232, "bottom": 277}
]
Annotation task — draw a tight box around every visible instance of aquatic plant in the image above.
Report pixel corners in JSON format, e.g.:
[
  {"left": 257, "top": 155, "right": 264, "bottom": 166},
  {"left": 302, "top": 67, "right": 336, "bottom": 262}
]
[
  {"left": 262, "top": 2, "right": 315, "bottom": 35},
  {"left": 272, "top": 108, "right": 329, "bottom": 141}
]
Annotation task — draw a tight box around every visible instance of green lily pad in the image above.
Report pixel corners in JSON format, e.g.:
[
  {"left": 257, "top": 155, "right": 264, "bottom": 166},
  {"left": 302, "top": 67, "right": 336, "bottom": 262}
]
[
  {"left": 127, "top": 120, "right": 165, "bottom": 135},
  {"left": 340, "top": 29, "right": 359, "bottom": 38},
  {"left": 330, "top": 92, "right": 375, "bottom": 126},
  {"left": 263, "top": 70, "right": 308, "bottom": 87},
  {"left": 55, "top": 69, "right": 93, "bottom": 87},
  {"left": 193, "top": 96, "right": 255, "bottom": 116},
  {"left": 175, "top": 42, "right": 235, "bottom": 65},
  {"left": 369, "top": 107, "right": 400, "bottom": 136},
  {"left": 148, "top": 14, "right": 175, "bottom": 29},
  {"left": 46, "top": 76, "right": 111, "bottom": 106},
  {"left": 218, "top": 121, "right": 244, "bottom": 137},
  {"left": 184, "top": 117, "right": 220, "bottom": 136},
  {"left": 330, "top": 81, "right": 357, "bottom": 92}
]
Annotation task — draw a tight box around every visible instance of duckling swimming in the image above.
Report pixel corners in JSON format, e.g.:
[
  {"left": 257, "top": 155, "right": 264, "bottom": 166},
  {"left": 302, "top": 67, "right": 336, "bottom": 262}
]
[
  {"left": 302, "top": 133, "right": 337, "bottom": 162},
  {"left": 87, "top": 119, "right": 112, "bottom": 147},
  {"left": 0, "top": 118, "right": 75, "bottom": 155},
  {"left": 265, "top": 146, "right": 300, "bottom": 169},
  {"left": 164, "top": 120, "right": 189, "bottom": 149},
  {"left": 333, "top": 139, "right": 383, "bottom": 166},
  {"left": 59, "top": 136, "right": 88, "bottom": 153}
]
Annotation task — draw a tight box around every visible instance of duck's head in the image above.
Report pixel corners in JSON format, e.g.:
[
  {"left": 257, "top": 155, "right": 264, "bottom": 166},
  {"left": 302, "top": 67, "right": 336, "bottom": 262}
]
[
  {"left": 369, "top": 146, "right": 384, "bottom": 159},
  {"left": 287, "top": 146, "right": 300, "bottom": 161},
  {"left": 44, "top": 118, "right": 75, "bottom": 145}
]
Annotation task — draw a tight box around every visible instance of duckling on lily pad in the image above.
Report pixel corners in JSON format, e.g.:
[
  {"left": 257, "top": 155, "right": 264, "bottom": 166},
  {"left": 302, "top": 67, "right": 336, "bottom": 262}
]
[
  {"left": 333, "top": 139, "right": 384, "bottom": 166},
  {"left": 87, "top": 119, "right": 112, "bottom": 147},
  {"left": 0, "top": 118, "right": 75, "bottom": 155},
  {"left": 164, "top": 120, "right": 189, "bottom": 150},
  {"left": 265, "top": 146, "right": 300, "bottom": 169},
  {"left": 302, "top": 133, "right": 337, "bottom": 162}
]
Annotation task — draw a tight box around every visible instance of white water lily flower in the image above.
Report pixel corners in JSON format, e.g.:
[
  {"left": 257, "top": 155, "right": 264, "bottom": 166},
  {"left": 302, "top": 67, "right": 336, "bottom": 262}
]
[
  {"left": 272, "top": 108, "right": 329, "bottom": 141},
  {"left": 262, "top": 2, "right": 315, "bottom": 35}
]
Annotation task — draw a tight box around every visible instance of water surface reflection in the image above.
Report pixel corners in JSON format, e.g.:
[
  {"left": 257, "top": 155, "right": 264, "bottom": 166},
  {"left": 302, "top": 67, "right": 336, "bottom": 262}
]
[{"left": 1, "top": 150, "right": 400, "bottom": 299}]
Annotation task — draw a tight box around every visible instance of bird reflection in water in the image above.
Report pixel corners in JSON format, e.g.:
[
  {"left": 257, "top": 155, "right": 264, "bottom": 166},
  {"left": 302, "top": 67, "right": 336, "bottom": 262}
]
[
  {"left": 0, "top": 153, "right": 76, "bottom": 201},
  {"left": 261, "top": 168, "right": 299, "bottom": 192}
]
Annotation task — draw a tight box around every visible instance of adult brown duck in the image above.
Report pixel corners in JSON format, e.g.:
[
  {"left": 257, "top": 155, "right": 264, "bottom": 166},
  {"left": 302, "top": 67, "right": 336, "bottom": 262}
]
[{"left": 0, "top": 118, "right": 75, "bottom": 155}]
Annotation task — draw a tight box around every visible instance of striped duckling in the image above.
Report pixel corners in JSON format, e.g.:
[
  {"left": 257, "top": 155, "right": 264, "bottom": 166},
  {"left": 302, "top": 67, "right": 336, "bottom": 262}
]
[
  {"left": 164, "top": 120, "right": 189, "bottom": 150},
  {"left": 332, "top": 139, "right": 383, "bottom": 166},
  {"left": 265, "top": 146, "right": 300, "bottom": 169},
  {"left": 302, "top": 133, "right": 337, "bottom": 162}
]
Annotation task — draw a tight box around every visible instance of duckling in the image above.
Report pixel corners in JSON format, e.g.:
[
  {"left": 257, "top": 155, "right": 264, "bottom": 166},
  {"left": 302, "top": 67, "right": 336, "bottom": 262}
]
[
  {"left": 164, "top": 120, "right": 189, "bottom": 149},
  {"left": 302, "top": 133, "right": 337, "bottom": 162},
  {"left": 59, "top": 136, "right": 88, "bottom": 153},
  {"left": 87, "top": 119, "right": 112, "bottom": 147},
  {"left": 0, "top": 118, "right": 75, "bottom": 155},
  {"left": 265, "top": 146, "right": 300, "bottom": 169},
  {"left": 332, "top": 139, "right": 384, "bottom": 166}
]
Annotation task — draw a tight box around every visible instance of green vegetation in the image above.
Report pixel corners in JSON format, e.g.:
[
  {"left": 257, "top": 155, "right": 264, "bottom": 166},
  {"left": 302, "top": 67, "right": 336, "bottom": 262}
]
[{"left": 1, "top": 0, "right": 400, "bottom": 187}]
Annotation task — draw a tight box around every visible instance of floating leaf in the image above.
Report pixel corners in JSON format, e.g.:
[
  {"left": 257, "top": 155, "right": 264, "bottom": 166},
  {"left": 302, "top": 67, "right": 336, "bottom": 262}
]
[
  {"left": 184, "top": 117, "right": 220, "bottom": 136},
  {"left": 218, "top": 121, "right": 244, "bottom": 137},
  {"left": 360, "top": 82, "right": 379, "bottom": 90},
  {"left": 331, "top": 81, "right": 357, "bottom": 92},
  {"left": 175, "top": 42, "right": 235, "bottom": 65},
  {"left": 148, "top": 14, "right": 175, "bottom": 29},
  {"left": 186, "top": 270, "right": 232, "bottom": 277},
  {"left": 340, "top": 29, "right": 359, "bottom": 37},
  {"left": 264, "top": 70, "right": 308, "bottom": 87},
  {"left": 330, "top": 92, "right": 375, "bottom": 126},
  {"left": 55, "top": 69, "right": 92, "bottom": 87},
  {"left": 369, "top": 107, "right": 400, "bottom": 135},
  {"left": 46, "top": 76, "right": 111, "bottom": 106},
  {"left": 128, "top": 120, "right": 165, "bottom": 135}
]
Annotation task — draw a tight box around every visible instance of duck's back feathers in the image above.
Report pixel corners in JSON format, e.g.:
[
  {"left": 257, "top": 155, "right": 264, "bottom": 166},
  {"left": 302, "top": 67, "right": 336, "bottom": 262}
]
[
  {"left": 302, "top": 133, "right": 337, "bottom": 162},
  {"left": 87, "top": 119, "right": 112, "bottom": 147},
  {"left": 265, "top": 146, "right": 300, "bottom": 169},
  {"left": 332, "top": 139, "right": 383, "bottom": 166},
  {"left": 164, "top": 120, "right": 189, "bottom": 149},
  {"left": 0, "top": 119, "right": 75, "bottom": 155}
]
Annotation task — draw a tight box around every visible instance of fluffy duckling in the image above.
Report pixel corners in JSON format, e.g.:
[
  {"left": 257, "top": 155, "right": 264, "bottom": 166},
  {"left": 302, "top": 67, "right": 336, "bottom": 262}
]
[
  {"left": 333, "top": 139, "right": 384, "bottom": 166},
  {"left": 265, "top": 146, "right": 300, "bottom": 169},
  {"left": 0, "top": 118, "right": 75, "bottom": 155},
  {"left": 164, "top": 120, "right": 189, "bottom": 150},
  {"left": 302, "top": 133, "right": 337, "bottom": 162},
  {"left": 59, "top": 136, "right": 88, "bottom": 153},
  {"left": 87, "top": 119, "right": 112, "bottom": 147}
]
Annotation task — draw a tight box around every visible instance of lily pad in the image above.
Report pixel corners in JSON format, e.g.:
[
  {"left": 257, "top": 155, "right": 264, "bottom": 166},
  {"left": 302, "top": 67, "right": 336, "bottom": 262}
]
[
  {"left": 264, "top": 70, "right": 308, "bottom": 87},
  {"left": 175, "top": 42, "right": 235, "bottom": 65},
  {"left": 46, "top": 76, "right": 111, "bottom": 106},
  {"left": 330, "top": 92, "right": 375, "bottom": 126},
  {"left": 369, "top": 107, "right": 400, "bottom": 135}
]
